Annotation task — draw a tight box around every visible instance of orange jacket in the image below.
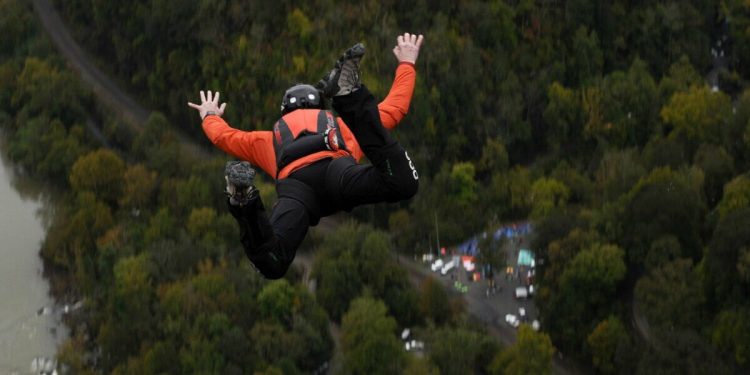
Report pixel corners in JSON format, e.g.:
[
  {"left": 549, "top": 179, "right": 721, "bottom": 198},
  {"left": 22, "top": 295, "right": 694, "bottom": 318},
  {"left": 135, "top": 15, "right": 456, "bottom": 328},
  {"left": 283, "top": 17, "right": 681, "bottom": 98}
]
[{"left": 202, "top": 62, "right": 416, "bottom": 180}]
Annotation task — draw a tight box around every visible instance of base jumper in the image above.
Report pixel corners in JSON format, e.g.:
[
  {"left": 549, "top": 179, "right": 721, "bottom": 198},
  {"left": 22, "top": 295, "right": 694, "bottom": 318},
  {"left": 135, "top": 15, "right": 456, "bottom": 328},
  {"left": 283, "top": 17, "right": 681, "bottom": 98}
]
[{"left": 188, "top": 33, "right": 424, "bottom": 279}]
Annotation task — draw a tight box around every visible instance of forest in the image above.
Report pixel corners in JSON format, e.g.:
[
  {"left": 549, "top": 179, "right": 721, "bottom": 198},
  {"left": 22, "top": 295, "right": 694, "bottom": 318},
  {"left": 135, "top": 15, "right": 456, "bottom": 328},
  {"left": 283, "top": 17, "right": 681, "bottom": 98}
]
[{"left": 2, "top": 0, "right": 750, "bottom": 373}]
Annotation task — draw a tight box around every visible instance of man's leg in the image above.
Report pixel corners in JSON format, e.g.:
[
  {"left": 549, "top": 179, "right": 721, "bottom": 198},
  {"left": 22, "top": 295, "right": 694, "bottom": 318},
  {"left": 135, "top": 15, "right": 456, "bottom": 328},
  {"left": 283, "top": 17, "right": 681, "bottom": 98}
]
[
  {"left": 224, "top": 161, "right": 311, "bottom": 279},
  {"left": 317, "top": 44, "right": 418, "bottom": 205},
  {"left": 329, "top": 85, "right": 419, "bottom": 205},
  {"left": 227, "top": 196, "right": 310, "bottom": 279}
]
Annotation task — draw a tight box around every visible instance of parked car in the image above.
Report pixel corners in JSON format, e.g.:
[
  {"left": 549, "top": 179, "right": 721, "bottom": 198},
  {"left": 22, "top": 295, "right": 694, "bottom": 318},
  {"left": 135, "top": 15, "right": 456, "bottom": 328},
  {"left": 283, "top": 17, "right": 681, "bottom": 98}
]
[
  {"left": 505, "top": 314, "right": 520, "bottom": 328},
  {"left": 431, "top": 259, "right": 444, "bottom": 272},
  {"left": 440, "top": 260, "right": 456, "bottom": 275},
  {"left": 514, "top": 286, "right": 528, "bottom": 299}
]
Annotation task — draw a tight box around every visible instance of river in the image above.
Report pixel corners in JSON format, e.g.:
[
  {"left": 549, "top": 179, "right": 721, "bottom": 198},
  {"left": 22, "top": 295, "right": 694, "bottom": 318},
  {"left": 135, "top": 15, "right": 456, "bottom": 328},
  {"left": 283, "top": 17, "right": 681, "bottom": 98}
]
[{"left": 0, "top": 138, "right": 67, "bottom": 374}]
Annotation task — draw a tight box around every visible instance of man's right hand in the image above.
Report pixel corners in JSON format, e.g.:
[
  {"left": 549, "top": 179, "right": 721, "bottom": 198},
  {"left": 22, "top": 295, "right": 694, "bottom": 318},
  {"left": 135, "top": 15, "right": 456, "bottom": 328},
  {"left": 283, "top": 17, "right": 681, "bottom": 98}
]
[
  {"left": 188, "top": 90, "right": 227, "bottom": 120},
  {"left": 392, "top": 33, "right": 424, "bottom": 64}
]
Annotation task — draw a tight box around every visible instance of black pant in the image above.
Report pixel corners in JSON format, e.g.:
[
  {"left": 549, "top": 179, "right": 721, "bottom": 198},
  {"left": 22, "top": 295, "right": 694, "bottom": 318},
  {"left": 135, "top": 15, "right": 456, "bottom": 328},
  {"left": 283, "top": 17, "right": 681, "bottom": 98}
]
[{"left": 229, "top": 85, "right": 419, "bottom": 279}]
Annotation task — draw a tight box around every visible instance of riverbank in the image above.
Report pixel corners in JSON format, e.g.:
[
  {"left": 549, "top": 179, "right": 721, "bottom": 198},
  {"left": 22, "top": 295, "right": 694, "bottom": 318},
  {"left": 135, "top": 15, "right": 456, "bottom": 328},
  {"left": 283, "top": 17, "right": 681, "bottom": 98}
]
[{"left": 0, "top": 135, "right": 68, "bottom": 374}]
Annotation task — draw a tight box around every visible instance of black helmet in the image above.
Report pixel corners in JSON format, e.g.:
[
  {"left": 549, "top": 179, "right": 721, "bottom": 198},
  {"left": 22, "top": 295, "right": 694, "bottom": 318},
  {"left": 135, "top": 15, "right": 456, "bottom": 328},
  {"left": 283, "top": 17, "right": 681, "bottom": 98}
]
[{"left": 280, "top": 84, "right": 322, "bottom": 115}]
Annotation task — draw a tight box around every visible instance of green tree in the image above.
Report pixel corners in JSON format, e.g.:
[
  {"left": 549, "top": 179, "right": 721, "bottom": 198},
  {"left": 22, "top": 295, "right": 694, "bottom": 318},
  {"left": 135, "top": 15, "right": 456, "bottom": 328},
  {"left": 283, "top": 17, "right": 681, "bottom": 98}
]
[
  {"left": 529, "top": 177, "right": 570, "bottom": 219},
  {"left": 119, "top": 164, "right": 157, "bottom": 210},
  {"left": 508, "top": 166, "right": 533, "bottom": 218},
  {"left": 644, "top": 235, "right": 682, "bottom": 271},
  {"left": 97, "top": 253, "right": 155, "bottom": 370},
  {"left": 488, "top": 325, "right": 555, "bottom": 375},
  {"left": 429, "top": 326, "right": 499, "bottom": 375},
  {"left": 543, "top": 82, "right": 585, "bottom": 156},
  {"left": 477, "top": 137, "right": 510, "bottom": 176},
  {"left": 716, "top": 175, "right": 750, "bottom": 220},
  {"left": 41, "top": 191, "right": 113, "bottom": 282},
  {"left": 546, "top": 243, "right": 626, "bottom": 352},
  {"left": 586, "top": 316, "right": 628, "bottom": 375},
  {"left": 704, "top": 207, "right": 750, "bottom": 307},
  {"left": 550, "top": 161, "right": 593, "bottom": 205},
  {"left": 341, "top": 297, "right": 405, "bottom": 375},
  {"left": 567, "top": 26, "right": 603, "bottom": 86},
  {"left": 418, "top": 276, "right": 452, "bottom": 326},
  {"left": 616, "top": 167, "right": 704, "bottom": 264},
  {"left": 69, "top": 148, "right": 126, "bottom": 205},
  {"left": 389, "top": 209, "right": 414, "bottom": 254},
  {"left": 187, "top": 206, "right": 220, "bottom": 244},
  {"left": 144, "top": 207, "right": 178, "bottom": 245},
  {"left": 594, "top": 148, "right": 645, "bottom": 204},
  {"left": 657, "top": 55, "right": 702, "bottom": 101},
  {"left": 12, "top": 57, "right": 88, "bottom": 124},
  {"left": 641, "top": 135, "right": 688, "bottom": 170},
  {"left": 450, "top": 162, "right": 478, "bottom": 205},
  {"left": 577, "top": 58, "right": 659, "bottom": 149},
  {"left": 693, "top": 144, "right": 735, "bottom": 207},
  {"left": 257, "top": 279, "right": 296, "bottom": 327},
  {"left": 404, "top": 356, "right": 440, "bottom": 375},
  {"left": 660, "top": 85, "right": 732, "bottom": 146},
  {"left": 636, "top": 258, "right": 705, "bottom": 331},
  {"left": 712, "top": 307, "right": 750, "bottom": 365}
]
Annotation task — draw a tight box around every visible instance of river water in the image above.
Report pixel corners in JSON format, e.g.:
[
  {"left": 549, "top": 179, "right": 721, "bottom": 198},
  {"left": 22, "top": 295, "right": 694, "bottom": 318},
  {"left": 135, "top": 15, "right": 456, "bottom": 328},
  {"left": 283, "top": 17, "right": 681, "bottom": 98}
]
[{"left": 0, "top": 140, "right": 67, "bottom": 374}]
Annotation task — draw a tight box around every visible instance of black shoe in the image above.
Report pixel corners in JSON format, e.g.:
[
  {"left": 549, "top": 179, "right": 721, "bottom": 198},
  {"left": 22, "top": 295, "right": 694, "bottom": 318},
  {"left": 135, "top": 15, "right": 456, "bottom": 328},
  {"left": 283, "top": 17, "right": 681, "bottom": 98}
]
[
  {"left": 316, "top": 43, "right": 365, "bottom": 98},
  {"left": 224, "top": 161, "right": 257, "bottom": 206}
]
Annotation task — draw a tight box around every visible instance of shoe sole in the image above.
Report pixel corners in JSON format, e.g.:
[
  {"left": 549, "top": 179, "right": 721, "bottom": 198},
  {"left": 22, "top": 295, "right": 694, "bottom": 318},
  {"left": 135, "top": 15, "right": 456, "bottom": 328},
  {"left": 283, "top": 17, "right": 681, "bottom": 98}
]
[
  {"left": 225, "top": 161, "right": 256, "bottom": 187},
  {"left": 344, "top": 43, "right": 365, "bottom": 60},
  {"left": 338, "top": 43, "right": 365, "bottom": 66}
]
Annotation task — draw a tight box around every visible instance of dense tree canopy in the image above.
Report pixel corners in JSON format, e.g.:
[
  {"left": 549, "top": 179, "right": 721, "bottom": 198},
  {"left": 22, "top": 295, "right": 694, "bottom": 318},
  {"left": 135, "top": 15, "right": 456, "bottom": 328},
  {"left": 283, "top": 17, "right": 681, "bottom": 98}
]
[{"left": 5, "top": 0, "right": 750, "bottom": 372}]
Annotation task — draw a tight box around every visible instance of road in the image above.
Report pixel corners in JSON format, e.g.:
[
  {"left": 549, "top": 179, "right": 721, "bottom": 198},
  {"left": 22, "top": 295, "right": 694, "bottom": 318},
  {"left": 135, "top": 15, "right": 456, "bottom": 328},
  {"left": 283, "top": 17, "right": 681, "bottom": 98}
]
[
  {"left": 297, "top": 224, "right": 577, "bottom": 374},
  {"left": 31, "top": 0, "right": 208, "bottom": 158},
  {"left": 398, "top": 253, "right": 577, "bottom": 374}
]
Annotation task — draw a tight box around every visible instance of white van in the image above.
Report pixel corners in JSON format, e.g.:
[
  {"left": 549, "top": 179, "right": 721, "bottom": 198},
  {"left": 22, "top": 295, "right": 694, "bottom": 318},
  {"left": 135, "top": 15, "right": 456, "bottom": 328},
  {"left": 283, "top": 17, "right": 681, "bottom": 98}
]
[
  {"left": 441, "top": 260, "right": 456, "bottom": 275},
  {"left": 514, "top": 286, "right": 528, "bottom": 299}
]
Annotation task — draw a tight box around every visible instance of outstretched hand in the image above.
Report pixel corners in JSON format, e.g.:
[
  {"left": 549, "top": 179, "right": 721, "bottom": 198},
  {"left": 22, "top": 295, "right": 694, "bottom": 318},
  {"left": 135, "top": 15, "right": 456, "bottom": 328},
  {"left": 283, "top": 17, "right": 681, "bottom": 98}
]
[
  {"left": 188, "top": 90, "right": 227, "bottom": 120},
  {"left": 392, "top": 33, "right": 424, "bottom": 64}
]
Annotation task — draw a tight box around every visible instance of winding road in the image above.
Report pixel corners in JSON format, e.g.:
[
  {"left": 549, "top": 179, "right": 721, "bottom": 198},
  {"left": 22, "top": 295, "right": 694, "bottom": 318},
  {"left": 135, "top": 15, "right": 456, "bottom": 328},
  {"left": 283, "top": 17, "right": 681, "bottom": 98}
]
[{"left": 31, "top": 0, "right": 207, "bottom": 158}]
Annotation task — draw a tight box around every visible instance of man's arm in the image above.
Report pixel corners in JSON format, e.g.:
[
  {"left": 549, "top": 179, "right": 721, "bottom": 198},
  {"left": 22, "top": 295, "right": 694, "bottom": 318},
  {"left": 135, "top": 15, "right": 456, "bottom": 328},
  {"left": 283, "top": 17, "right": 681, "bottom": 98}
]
[
  {"left": 378, "top": 33, "right": 424, "bottom": 129},
  {"left": 188, "top": 90, "right": 278, "bottom": 177}
]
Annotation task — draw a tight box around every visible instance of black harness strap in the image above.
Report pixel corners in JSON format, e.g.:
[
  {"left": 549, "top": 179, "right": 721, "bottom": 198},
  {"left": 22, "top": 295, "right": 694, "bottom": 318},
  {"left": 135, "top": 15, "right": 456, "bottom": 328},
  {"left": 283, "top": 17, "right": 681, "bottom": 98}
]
[{"left": 274, "top": 110, "right": 350, "bottom": 177}]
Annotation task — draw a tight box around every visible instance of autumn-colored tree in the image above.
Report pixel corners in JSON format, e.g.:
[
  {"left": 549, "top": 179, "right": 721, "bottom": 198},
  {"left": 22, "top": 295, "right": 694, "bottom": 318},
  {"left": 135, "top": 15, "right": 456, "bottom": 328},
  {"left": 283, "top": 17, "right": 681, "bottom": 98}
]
[
  {"left": 69, "top": 148, "right": 126, "bottom": 205},
  {"left": 587, "top": 316, "right": 629, "bottom": 374},
  {"left": 488, "top": 325, "right": 555, "bottom": 375},
  {"left": 119, "top": 164, "right": 157, "bottom": 210}
]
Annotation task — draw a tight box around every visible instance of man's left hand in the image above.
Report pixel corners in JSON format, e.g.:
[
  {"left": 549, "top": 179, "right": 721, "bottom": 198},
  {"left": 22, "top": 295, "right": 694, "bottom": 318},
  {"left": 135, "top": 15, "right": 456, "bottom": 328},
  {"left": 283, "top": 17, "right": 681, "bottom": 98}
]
[
  {"left": 393, "top": 33, "right": 424, "bottom": 64},
  {"left": 188, "top": 90, "right": 227, "bottom": 120}
]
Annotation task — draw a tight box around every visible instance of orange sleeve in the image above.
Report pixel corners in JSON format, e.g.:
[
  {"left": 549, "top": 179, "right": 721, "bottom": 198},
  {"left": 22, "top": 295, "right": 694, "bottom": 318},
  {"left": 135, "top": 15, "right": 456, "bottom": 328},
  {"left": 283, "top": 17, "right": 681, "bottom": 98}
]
[
  {"left": 201, "top": 115, "right": 278, "bottom": 177},
  {"left": 378, "top": 62, "right": 416, "bottom": 130}
]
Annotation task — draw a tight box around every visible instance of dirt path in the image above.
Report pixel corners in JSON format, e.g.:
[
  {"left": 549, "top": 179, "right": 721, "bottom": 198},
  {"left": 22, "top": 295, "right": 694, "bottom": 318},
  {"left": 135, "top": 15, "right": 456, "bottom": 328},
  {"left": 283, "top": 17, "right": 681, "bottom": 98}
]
[{"left": 31, "top": 0, "right": 208, "bottom": 158}]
